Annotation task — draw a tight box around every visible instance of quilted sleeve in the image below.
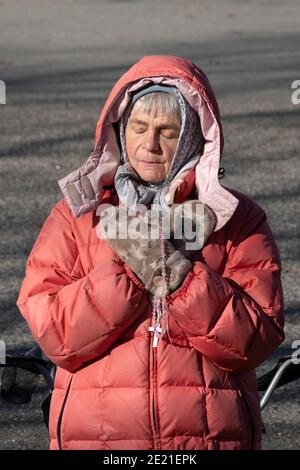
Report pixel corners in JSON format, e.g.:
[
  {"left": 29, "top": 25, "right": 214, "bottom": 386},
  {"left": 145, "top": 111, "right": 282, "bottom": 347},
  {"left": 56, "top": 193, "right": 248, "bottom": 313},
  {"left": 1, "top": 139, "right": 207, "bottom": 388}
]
[
  {"left": 166, "top": 200, "right": 285, "bottom": 373},
  {"left": 16, "top": 201, "right": 150, "bottom": 372}
]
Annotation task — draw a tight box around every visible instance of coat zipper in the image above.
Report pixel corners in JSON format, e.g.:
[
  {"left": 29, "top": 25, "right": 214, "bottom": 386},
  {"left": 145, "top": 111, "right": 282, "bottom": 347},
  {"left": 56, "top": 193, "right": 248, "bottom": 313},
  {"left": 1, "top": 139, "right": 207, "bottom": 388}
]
[
  {"left": 151, "top": 345, "right": 161, "bottom": 449},
  {"left": 56, "top": 376, "right": 73, "bottom": 450}
]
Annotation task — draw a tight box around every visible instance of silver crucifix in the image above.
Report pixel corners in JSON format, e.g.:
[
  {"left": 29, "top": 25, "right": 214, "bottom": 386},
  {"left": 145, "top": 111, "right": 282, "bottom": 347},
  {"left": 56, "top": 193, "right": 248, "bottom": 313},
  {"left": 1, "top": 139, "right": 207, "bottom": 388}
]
[{"left": 149, "top": 324, "right": 163, "bottom": 348}]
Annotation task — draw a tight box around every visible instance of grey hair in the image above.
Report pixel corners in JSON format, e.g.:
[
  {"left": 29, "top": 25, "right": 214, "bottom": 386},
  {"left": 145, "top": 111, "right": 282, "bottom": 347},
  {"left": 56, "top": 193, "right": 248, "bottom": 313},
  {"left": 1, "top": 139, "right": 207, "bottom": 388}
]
[{"left": 130, "top": 92, "right": 181, "bottom": 124}]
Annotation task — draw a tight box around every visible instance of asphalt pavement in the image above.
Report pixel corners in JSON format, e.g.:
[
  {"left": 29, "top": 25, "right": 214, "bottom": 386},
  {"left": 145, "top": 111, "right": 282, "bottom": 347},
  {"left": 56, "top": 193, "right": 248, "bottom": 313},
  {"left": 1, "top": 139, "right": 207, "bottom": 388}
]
[{"left": 0, "top": 0, "right": 299, "bottom": 450}]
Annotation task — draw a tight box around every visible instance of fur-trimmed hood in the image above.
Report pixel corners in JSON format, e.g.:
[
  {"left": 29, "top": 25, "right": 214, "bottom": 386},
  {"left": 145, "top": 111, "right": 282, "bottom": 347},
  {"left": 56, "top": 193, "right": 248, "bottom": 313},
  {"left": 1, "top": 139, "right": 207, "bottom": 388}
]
[{"left": 58, "top": 55, "right": 239, "bottom": 231}]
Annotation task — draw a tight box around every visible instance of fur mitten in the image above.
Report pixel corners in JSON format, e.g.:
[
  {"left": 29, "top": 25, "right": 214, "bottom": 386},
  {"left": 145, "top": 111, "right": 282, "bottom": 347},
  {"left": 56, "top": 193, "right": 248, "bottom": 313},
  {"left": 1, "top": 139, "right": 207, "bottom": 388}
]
[
  {"left": 98, "top": 206, "right": 192, "bottom": 298},
  {"left": 169, "top": 200, "right": 216, "bottom": 259}
]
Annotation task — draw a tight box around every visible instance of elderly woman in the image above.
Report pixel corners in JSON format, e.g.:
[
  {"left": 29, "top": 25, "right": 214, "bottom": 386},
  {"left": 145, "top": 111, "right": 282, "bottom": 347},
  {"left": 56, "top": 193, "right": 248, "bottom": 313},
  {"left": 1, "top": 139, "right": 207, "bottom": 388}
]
[{"left": 17, "top": 55, "right": 284, "bottom": 450}]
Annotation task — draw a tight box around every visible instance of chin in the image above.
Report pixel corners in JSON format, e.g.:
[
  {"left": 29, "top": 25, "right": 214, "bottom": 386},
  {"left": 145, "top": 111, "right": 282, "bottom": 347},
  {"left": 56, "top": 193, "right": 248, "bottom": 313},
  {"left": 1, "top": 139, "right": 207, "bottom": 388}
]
[{"left": 140, "top": 173, "right": 164, "bottom": 184}]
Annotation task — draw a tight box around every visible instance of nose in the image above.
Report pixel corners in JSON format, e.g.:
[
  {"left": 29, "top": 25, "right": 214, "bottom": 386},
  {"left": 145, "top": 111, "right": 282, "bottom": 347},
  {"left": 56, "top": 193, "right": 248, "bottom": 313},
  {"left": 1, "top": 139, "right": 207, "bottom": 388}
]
[{"left": 143, "top": 128, "right": 160, "bottom": 152}]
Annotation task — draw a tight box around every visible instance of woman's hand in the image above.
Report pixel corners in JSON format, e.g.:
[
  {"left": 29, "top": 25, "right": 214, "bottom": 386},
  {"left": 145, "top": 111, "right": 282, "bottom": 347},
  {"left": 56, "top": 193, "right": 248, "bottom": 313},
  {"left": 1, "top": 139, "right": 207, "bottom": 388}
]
[
  {"left": 97, "top": 206, "right": 192, "bottom": 297},
  {"left": 169, "top": 200, "right": 216, "bottom": 259}
]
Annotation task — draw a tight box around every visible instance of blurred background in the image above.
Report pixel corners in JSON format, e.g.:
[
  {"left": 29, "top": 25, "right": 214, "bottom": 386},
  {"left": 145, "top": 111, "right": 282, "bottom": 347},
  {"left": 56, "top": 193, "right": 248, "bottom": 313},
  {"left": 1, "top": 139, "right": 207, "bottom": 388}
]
[{"left": 0, "top": 0, "right": 299, "bottom": 450}]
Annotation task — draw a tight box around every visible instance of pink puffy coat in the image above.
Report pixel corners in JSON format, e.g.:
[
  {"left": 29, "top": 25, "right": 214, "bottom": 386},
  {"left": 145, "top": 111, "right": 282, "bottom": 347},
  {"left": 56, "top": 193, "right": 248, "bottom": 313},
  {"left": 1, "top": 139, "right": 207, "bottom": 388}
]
[{"left": 17, "top": 56, "right": 284, "bottom": 450}]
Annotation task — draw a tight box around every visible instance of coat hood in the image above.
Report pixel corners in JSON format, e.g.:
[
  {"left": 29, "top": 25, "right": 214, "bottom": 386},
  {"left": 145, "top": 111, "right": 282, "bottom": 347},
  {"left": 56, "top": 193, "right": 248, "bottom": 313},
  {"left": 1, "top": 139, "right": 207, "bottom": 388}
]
[{"left": 58, "top": 55, "right": 239, "bottom": 231}]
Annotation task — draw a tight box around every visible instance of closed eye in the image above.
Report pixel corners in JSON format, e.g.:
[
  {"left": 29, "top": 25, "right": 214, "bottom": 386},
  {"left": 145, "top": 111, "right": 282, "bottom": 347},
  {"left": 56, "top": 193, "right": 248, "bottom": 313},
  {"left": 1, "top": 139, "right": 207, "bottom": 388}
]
[
  {"left": 161, "top": 130, "right": 179, "bottom": 139},
  {"left": 132, "top": 126, "right": 147, "bottom": 134}
]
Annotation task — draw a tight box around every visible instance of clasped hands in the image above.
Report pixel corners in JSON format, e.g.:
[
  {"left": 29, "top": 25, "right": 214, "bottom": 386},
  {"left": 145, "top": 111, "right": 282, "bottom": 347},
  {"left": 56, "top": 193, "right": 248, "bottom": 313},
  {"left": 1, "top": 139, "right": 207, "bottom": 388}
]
[{"left": 98, "top": 201, "right": 216, "bottom": 298}]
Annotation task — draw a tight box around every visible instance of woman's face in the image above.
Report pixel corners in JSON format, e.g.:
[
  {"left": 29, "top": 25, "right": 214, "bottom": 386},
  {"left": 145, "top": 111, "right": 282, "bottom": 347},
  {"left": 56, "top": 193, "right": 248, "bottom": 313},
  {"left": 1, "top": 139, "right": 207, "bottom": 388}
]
[{"left": 125, "top": 102, "right": 181, "bottom": 183}]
